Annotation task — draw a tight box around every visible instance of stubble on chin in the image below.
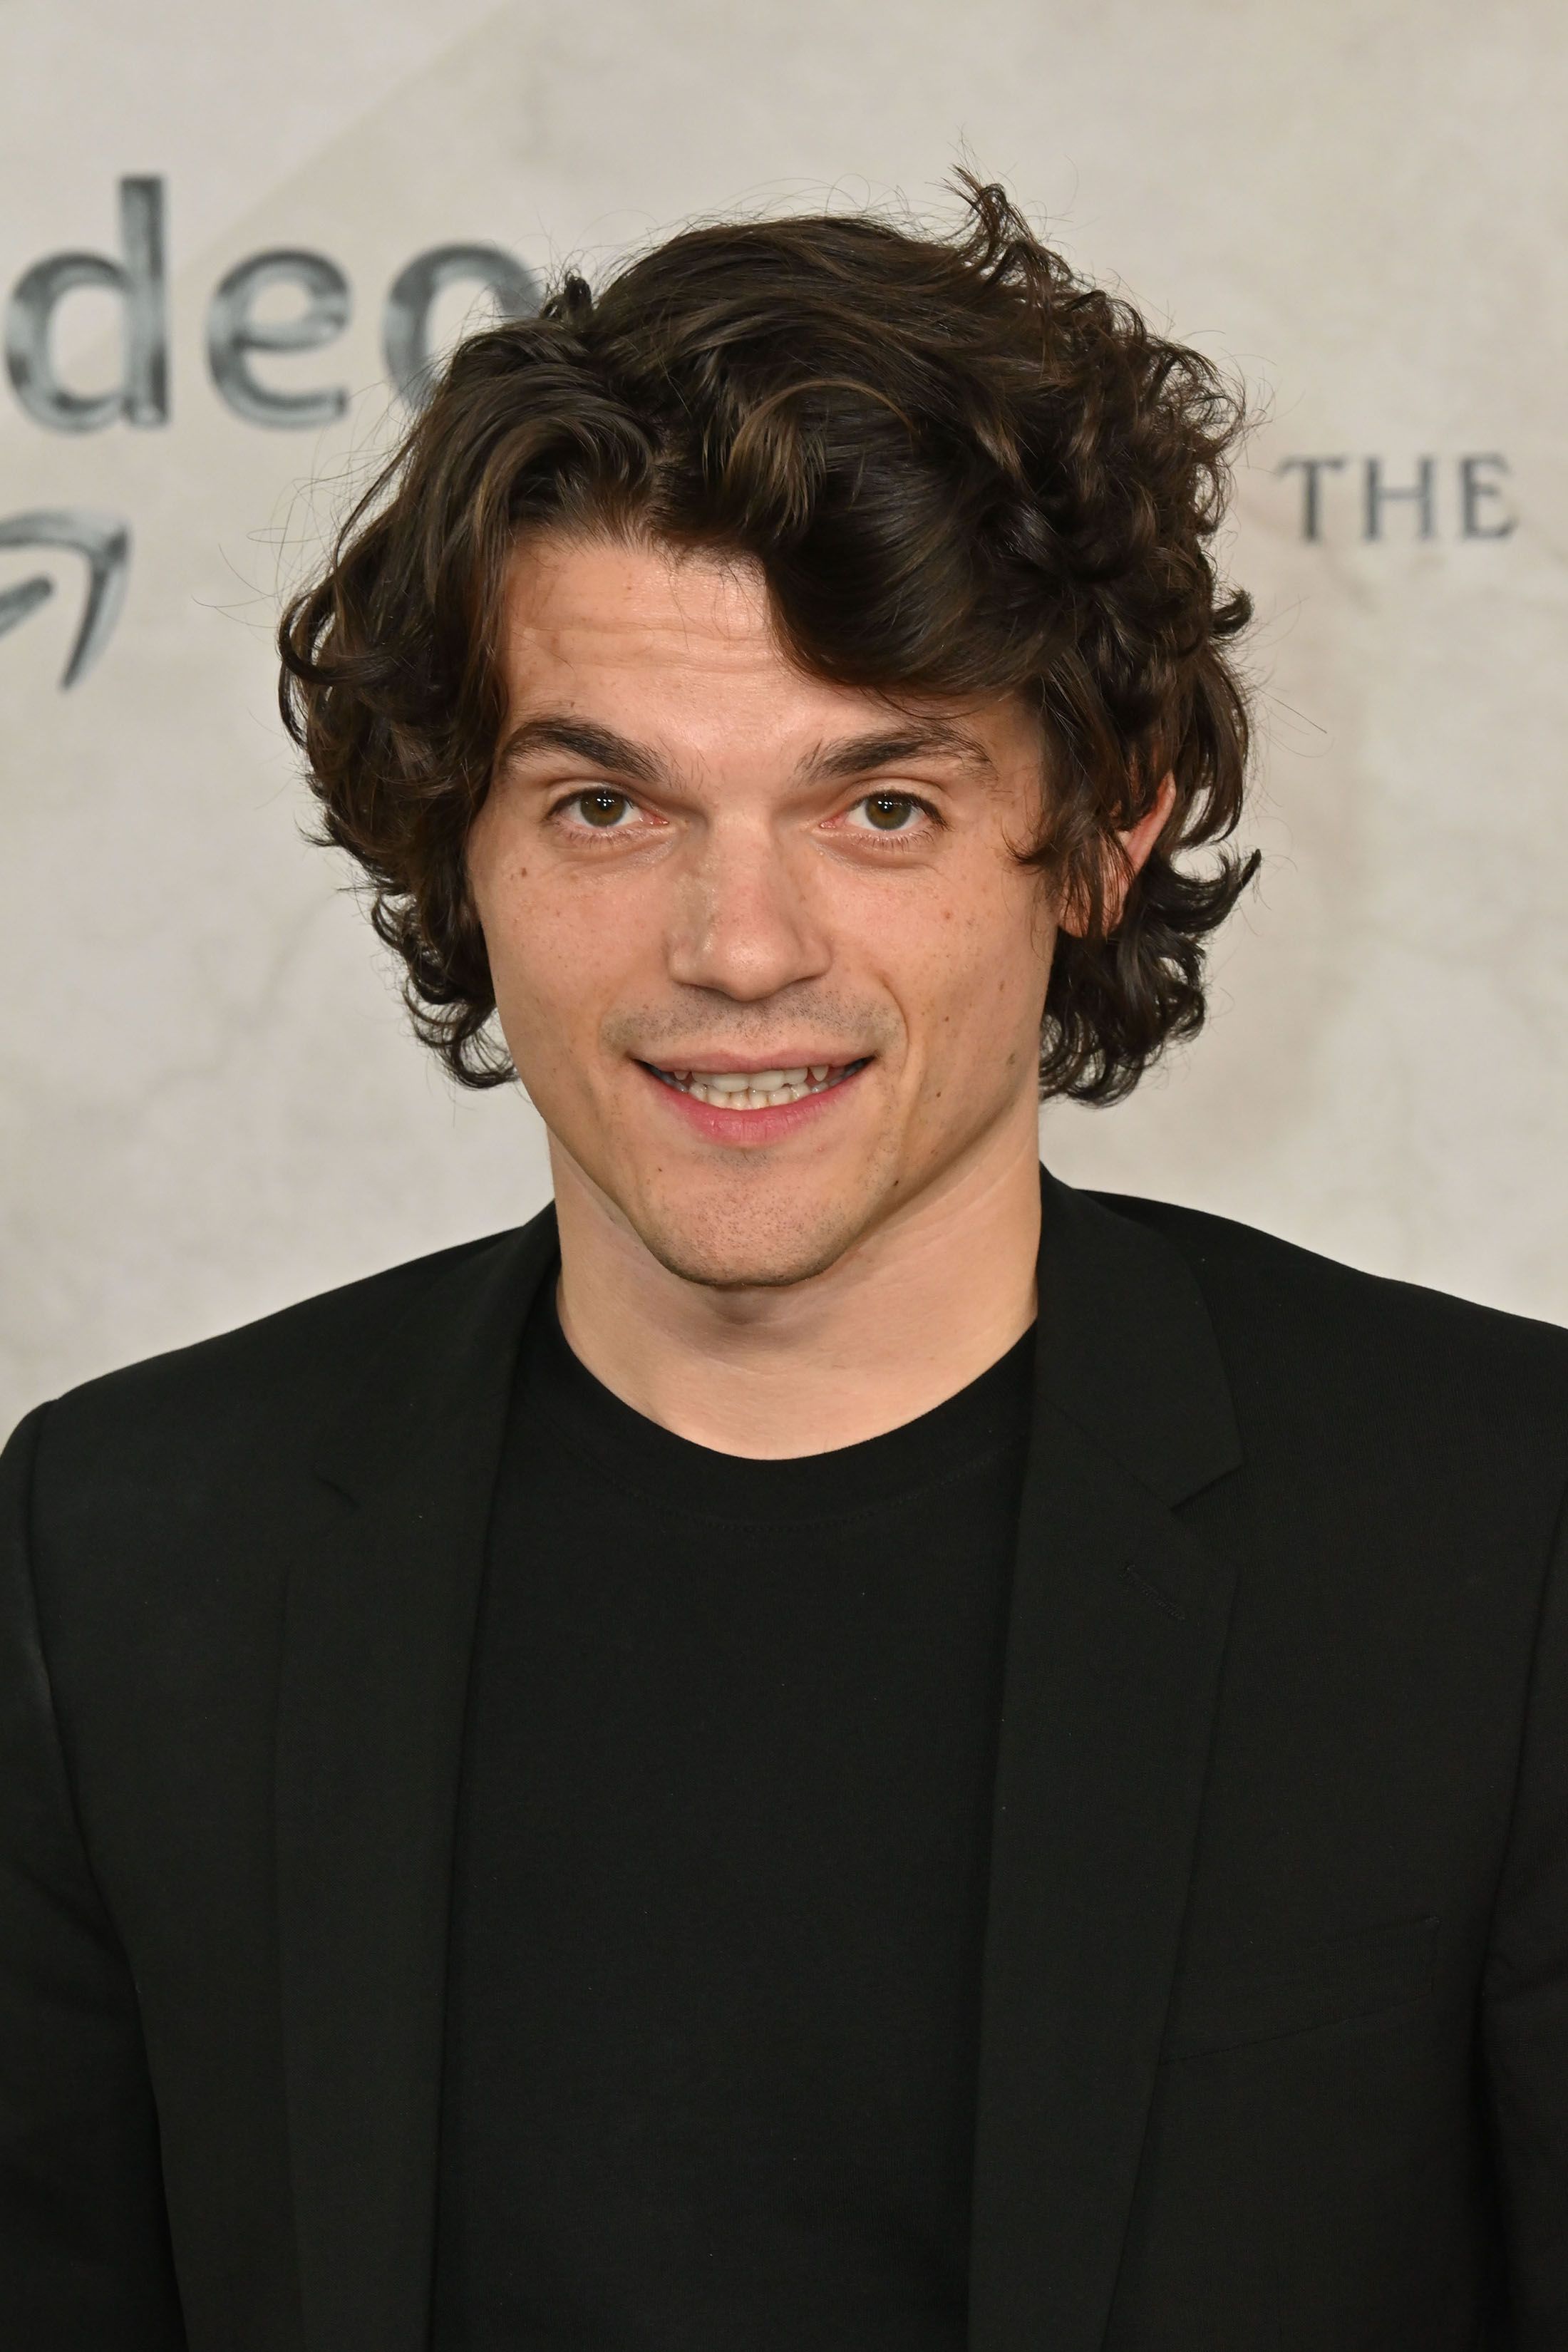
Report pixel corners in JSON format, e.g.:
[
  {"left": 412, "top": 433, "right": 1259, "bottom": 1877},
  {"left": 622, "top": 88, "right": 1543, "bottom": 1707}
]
[{"left": 625, "top": 1169, "right": 890, "bottom": 1294}]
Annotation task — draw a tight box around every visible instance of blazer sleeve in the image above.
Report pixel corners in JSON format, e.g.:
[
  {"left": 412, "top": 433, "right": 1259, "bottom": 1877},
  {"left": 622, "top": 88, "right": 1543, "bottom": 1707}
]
[
  {"left": 1485, "top": 1472, "right": 1568, "bottom": 2348},
  {"left": 0, "top": 1403, "right": 188, "bottom": 2350}
]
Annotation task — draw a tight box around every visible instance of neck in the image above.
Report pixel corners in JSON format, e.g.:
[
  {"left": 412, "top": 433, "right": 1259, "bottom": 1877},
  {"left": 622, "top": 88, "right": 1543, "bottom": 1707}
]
[{"left": 548, "top": 1122, "right": 1043, "bottom": 1458}]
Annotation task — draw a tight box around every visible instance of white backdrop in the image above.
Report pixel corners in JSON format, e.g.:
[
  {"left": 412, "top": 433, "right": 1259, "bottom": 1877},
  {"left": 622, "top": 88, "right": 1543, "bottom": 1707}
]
[{"left": 3, "top": 0, "right": 1565, "bottom": 1436}]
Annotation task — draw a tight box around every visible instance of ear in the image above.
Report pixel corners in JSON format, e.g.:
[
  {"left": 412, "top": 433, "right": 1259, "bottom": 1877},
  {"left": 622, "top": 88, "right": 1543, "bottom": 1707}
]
[
  {"left": 1117, "top": 770, "right": 1178, "bottom": 900},
  {"left": 1058, "top": 771, "right": 1178, "bottom": 938}
]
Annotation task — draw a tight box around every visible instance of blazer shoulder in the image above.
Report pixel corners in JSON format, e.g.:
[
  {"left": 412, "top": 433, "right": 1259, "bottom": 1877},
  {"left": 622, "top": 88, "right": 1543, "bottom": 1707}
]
[
  {"left": 1093, "top": 1189, "right": 1568, "bottom": 1470},
  {"left": 27, "top": 1217, "right": 548, "bottom": 1495}
]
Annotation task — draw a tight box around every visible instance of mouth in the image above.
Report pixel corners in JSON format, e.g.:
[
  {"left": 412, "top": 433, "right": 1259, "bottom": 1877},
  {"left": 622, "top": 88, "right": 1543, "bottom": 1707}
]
[{"left": 640, "top": 1057, "right": 870, "bottom": 1110}]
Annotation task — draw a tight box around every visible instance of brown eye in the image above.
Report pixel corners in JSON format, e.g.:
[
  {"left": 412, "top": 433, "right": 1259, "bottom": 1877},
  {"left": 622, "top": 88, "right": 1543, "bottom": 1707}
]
[
  {"left": 576, "top": 788, "right": 631, "bottom": 828},
  {"left": 862, "top": 792, "right": 919, "bottom": 831}
]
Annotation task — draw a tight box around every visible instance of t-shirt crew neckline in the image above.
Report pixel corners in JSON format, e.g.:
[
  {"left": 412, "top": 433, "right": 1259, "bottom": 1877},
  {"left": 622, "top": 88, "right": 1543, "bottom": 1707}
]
[{"left": 522, "top": 1270, "right": 1038, "bottom": 1525}]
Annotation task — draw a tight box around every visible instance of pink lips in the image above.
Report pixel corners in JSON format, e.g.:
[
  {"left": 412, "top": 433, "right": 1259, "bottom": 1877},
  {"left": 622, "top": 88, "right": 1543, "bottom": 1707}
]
[{"left": 639, "top": 1058, "right": 869, "bottom": 1145}]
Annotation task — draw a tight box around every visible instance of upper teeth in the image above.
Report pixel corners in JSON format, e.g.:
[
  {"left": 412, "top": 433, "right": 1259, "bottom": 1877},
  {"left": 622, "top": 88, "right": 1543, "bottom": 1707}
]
[
  {"left": 659, "top": 1063, "right": 847, "bottom": 1108},
  {"left": 693, "top": 1067, "right": 816, "bottom": 1091}
]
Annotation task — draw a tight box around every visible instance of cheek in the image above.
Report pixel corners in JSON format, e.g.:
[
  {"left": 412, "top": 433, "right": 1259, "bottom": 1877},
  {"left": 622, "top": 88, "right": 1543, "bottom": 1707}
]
[
  {"left": 474, "top": 852, "right": 659, "bottom": 1079},
  {"left": 493, "top": 901, "right": 598, "bottom": 1048},
  {"left": 467, "top": 830, "right": 567, "bottom": 1044},
  {"left": 902, "top": 867, "right": 1051, "bottom": 1052}
]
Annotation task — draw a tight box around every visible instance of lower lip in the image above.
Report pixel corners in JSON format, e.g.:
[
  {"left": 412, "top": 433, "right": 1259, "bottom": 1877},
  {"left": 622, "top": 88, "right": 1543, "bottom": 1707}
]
[{"left": 638, "top": 1061, "right": 870, "bottom": 1145}]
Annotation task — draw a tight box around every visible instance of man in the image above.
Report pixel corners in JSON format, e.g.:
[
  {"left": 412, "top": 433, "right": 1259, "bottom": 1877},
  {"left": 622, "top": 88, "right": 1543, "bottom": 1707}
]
[{"left": 1, "top": 177, "right": 1564, "bottom": 2352}]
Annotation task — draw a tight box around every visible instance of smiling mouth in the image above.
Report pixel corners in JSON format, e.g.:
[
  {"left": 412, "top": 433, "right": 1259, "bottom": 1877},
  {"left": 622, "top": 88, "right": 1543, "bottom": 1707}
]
[{"left": 641, "top": 1058, "right": 870, "bottom": 1110}]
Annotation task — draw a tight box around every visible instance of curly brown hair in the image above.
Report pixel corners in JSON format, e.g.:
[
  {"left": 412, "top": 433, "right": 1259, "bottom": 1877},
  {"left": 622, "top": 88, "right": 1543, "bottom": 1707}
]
[{"left": 279, "top": 175, "right": 1255, "bottom": 1103}]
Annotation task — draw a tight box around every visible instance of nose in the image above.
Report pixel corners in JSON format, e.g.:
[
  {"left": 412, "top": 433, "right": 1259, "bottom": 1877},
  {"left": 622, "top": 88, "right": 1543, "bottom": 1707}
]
[{"left": 664, "top": 818, "right": 832, "bottom": 1003}]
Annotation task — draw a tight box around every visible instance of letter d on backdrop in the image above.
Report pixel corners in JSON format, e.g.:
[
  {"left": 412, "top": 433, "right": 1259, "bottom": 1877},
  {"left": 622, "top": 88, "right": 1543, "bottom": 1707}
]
[{"left": 4, "top": 177, "right": 167, "bottom": 431}]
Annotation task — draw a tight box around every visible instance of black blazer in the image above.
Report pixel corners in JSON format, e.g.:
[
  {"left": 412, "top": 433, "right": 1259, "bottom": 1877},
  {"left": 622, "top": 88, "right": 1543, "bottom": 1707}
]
[{"left": 3, "top": 1170, "right": 1567, "bottom": 2351}]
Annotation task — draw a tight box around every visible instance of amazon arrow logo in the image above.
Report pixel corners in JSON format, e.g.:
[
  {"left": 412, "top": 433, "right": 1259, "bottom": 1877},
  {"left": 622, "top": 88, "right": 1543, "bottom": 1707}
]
[{"left": 0, "top": 510, "right": 131, "bottom": 687}]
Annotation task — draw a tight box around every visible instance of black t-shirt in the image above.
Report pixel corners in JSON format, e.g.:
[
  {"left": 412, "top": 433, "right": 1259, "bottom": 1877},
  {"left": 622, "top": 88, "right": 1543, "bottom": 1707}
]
[{"left": 430, "top": 1278, "right": 1033, "bottom": 2351}]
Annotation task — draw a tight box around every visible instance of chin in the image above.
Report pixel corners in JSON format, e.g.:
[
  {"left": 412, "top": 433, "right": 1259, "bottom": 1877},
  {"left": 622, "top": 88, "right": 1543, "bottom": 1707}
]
[{"left": 630, "top": 1183, "right": 874, "bottom": 1294}]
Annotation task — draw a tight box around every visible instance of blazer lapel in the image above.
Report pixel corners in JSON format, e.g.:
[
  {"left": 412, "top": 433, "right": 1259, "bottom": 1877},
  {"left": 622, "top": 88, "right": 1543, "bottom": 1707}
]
[
  {"left": 275, "top": 1207, "right": 560, "bottom": 2352},
  {"left": 968, "top": 1172, "right": 1244, "bottom": 2352}
]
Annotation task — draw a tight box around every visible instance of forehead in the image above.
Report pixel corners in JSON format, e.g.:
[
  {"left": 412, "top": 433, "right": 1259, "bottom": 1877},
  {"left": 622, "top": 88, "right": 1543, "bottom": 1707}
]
[
  {"left": 495, "top": 533, "right": 1035, "bottom": 770},
  {"left": 497, "top": 533, "right": 880, "bottom": 769},
  {"left": 501, "top": 534, "right": 777, "bottom": 675}
]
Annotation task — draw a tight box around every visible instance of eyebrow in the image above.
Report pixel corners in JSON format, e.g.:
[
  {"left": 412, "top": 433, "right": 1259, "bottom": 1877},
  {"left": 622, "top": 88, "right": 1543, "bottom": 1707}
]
[
  {"left": 495, "top": 717, "right": 663, "bottom": 788},
  {"left": 493, "top": 712, "right": 999, "bottom": 790},
  {"left": 795, "top": 721, "right": 999, "bottom": 785}
]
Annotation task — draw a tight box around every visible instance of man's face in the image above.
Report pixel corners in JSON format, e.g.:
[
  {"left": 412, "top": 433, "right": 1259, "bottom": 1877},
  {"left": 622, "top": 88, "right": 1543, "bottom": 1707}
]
[{"left": 465, "top": 535, "right": 1057, "bottom": 1289}]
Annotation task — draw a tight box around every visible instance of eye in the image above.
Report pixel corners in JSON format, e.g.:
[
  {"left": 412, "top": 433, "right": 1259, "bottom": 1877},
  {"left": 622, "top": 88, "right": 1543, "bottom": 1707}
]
[
  {"left": 557, "top": 787, "right": 639, "bottom": 831},
  {"left": 843, "top": 790, "right": 933, "bottom": 835}
]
